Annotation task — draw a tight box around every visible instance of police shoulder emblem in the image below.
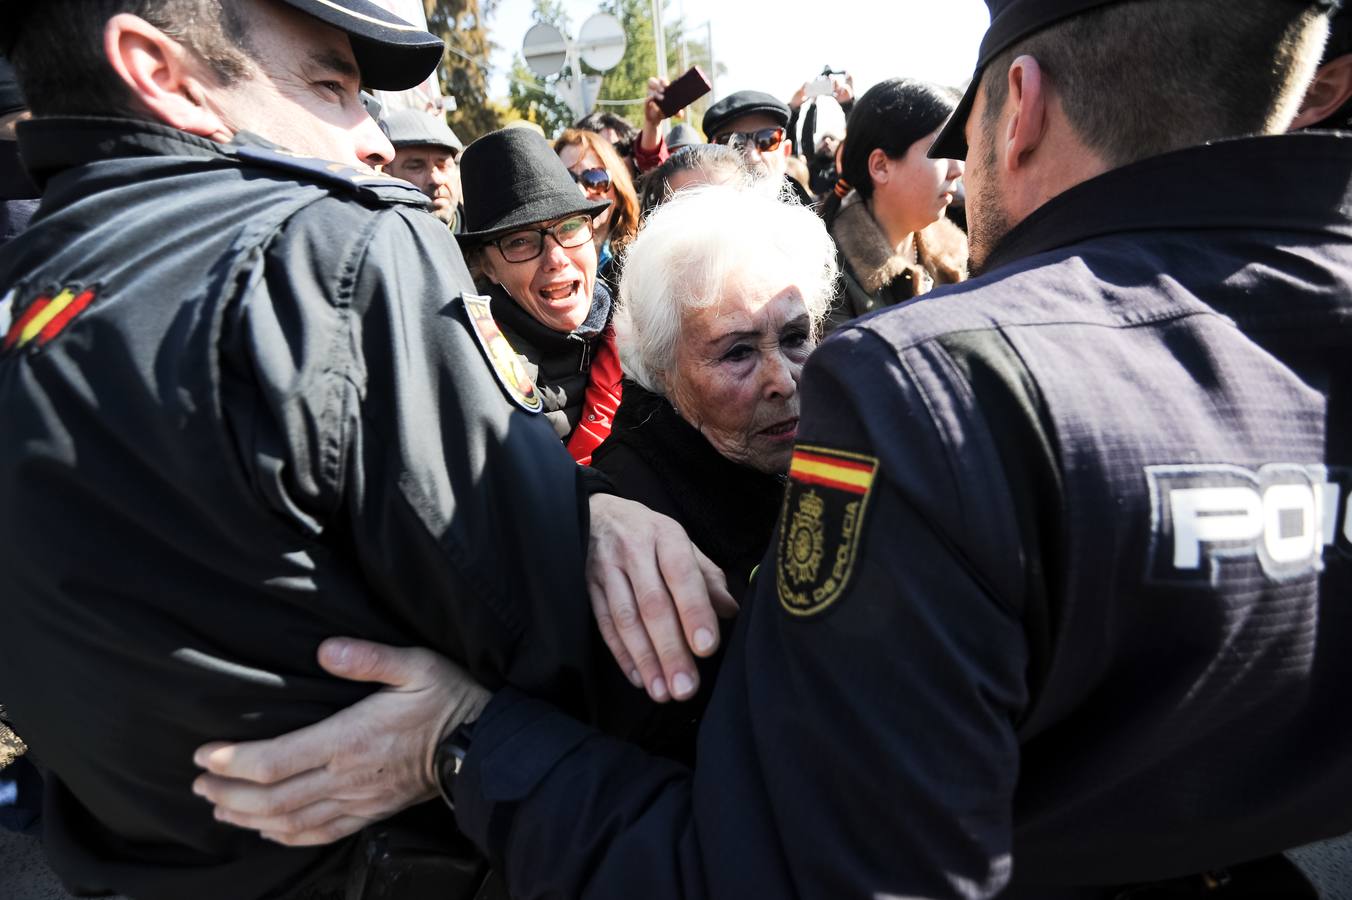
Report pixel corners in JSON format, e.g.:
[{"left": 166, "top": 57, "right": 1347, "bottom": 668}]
[
  {"left": 778, "top": 444, "right": 879, "bottom": 617},
  {"left": 2, "top": 285, "right": 99, "bottom": 357},
  {"left": 461, "top": 293, "right": 543, "bottom": 414}
]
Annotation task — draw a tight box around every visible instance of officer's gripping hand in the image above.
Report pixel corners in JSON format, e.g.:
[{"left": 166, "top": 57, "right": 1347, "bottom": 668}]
[
  {"left": 192, "top": 638, "right": 488, "bottom": 847},
  {"left": 587, "top": 494, "right": 739, "bottom": 704}
]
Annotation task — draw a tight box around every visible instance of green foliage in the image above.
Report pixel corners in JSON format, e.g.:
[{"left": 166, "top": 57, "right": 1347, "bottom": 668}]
[
  {"left": 507, "top": 54, "right": 576, "bottom": 138},
  {"left": 425, "top": 0, "right": 503, "bottom": 142},
  {"left": 503, "top": 0, "right": 576, "bottom": 138}
]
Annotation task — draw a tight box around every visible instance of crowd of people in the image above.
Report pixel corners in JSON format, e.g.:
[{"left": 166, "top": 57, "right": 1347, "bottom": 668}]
[{"left": 3, "top": 0, "right": 1352, "bottom": 898}]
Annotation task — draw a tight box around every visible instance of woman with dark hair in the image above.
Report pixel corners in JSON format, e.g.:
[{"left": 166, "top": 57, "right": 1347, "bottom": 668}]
[
  {"left": 822, "top": 78, "right": 968, "bottom": 333},
  {"left": 554, "top": 128, "right": 641, "bottom": 294}
]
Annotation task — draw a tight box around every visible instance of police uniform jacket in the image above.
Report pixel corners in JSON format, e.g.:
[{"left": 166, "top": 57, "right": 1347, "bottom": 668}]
[
  {"left": 448, "top": 131, "right": 1352, "bottom": 898},
  {"left": 0, "top": 117, "right": 643, "bottom": 900}
]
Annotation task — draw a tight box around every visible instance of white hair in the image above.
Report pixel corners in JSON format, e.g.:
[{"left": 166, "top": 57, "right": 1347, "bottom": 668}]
[{"left": 615, "top": 184, "right": 838, "bottom": 395}]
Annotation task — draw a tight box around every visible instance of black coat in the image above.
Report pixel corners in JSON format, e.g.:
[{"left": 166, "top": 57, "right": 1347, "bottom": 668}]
[
  {"left": 592, "top": 383, "right": 786, "bottom": 597},
  {"left": 825, "top": 191, "right": 967, "bottom": 334},
  {"left": 0, "top": 118, "right": 645, "bottom": 900},
  {"left": 488, "top": 281, "right": 611, "bottom": 442}
]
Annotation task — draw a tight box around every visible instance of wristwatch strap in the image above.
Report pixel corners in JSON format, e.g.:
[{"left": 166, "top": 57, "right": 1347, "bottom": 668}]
[{"left": 434, "top": 718, "right": 477, "bottom": 811}]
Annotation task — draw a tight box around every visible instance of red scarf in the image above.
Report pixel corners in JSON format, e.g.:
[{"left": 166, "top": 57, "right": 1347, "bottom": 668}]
[{"left": 566, "top": 325, "right": 624, "bottom": 465}]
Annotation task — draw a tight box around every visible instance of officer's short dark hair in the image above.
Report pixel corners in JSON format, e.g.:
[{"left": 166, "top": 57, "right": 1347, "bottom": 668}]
[
  {"left": 978, "top": 0, "right": 1329, "bottom": 168},
  {"left": 8, "top": 0, "right": 254, "bottom": 117}
]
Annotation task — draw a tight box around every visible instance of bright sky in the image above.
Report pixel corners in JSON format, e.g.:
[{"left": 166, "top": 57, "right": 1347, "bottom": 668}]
[{"left": 485, "top": 0, "right": 991, "bottom": 127}]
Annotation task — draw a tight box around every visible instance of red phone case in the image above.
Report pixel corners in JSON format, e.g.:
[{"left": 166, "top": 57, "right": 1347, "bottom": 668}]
[{"left": 659, "top": 66, "right": 713, "bottom": 118}]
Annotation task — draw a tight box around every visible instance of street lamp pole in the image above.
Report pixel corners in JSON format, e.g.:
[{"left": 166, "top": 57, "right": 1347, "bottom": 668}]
[{"left": 650, "top": 0, "right": 669, "bottom": 82}]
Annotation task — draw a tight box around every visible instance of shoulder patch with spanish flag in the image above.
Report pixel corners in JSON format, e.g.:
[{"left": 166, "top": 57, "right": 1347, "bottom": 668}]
[
  {"left": 778, "top": 444, "right": 879, "bottom": 617},
  {"left": 2, "top": 286, "right": 99, "bottom": 357},
  {"left": 461, "top": 293, "right": 543, "bottom": 414}
]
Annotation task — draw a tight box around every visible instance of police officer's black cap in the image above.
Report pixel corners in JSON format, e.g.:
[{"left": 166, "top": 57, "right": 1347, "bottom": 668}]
[
  {"left": 275, "top": 0, "right": 444, "bottom": 91},
  {"left": 456, "top": 127, "right": 610, "bottom": 245},
  {"left": 0, "top": 57, "right": 25, "bottom": 119},
  {"left": 701, "top": 91, "right": 790, "bottom": 139},
  {"left": 929, "top": 0, "right": 1346, "bottom": 161}
]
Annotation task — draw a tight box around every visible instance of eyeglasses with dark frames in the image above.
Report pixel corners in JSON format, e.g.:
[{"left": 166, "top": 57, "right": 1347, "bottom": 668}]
[
  {"left": 491, "top": 215, "right": 595, "bottom": 263},
  {"left": 711, "top": 127, "right": 786, "bottom": 153}
]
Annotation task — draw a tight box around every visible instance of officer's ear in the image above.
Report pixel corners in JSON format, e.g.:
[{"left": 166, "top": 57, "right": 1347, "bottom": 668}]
[
  {"left": 103, "top": 14, "right": 232, "bottom": 141},
  {"left": 1290, "top": 55, "right": 1352, "bottom": 130},
  {"left": 1002, "top": 55, "right": 1048, "bottom": 173}
]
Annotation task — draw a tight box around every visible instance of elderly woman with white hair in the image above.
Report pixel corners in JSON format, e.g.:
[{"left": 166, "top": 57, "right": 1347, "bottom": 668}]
[{"left": 592, "top": 184, "right": 838, "bottom": 598}]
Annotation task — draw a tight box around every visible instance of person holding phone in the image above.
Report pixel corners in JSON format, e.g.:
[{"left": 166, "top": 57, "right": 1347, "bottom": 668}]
[{"left": 633, "top": 68, "right": 713, "bottom": 174}]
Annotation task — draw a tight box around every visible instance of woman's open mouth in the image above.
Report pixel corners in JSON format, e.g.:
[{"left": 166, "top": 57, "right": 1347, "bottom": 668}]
[{"left": 539, "top": 280, "right": 581, "bottom": 303}]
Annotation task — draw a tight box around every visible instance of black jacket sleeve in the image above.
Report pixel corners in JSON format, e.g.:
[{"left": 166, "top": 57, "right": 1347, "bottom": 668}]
[
  {"left": 227, "top": 200, "right": 642, "bottom": 725},
  {"left": 453, "top": 324, "right": 1042, "bottom": 899}
]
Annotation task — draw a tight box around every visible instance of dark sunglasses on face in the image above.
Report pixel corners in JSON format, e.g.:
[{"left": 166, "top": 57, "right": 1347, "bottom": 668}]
[
  {"left": 492, "top": 214, "right": 595, "bottom": 263},
  {"left": 711, "top": 126, "right": 785, "bottom": 153},
  {"left": 569, "top": 166, "right": 612, "bottom": 194}
]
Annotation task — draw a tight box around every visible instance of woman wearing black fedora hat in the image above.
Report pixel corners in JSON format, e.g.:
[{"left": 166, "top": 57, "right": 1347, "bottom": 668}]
[{"left": 456, "top": 127, "right": 624, "bottom": 464}]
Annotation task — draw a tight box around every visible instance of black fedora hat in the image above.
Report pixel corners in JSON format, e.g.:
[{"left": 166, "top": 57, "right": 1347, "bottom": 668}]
[
  {"left": 456, "top": 127, "right": 610, "bottom": 245},
  {"left": 929, "top": 0, "right": 1345, "bottom": 161}
]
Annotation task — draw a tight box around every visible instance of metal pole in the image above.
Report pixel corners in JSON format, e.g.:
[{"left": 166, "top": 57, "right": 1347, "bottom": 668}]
[
  {"left": 706, "top": 20, "right": 716, "bottom": 100},
  {"left": 651, "top": 0, "right": 669, "bottom": 82},
  {"left": 678, "top": 0, "right": 687, "bottom": 73}
]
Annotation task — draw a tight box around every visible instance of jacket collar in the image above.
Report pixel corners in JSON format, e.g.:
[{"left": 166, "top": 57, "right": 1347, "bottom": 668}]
[
  {"left": 16, "top": 117, "right": 228, "bottom": 187},
  {"left": 0, "top": 140, "right": 37, "bottom": 200},
  {"left": 980, "top": 131, "right": 1352, "bottom": 275},
  {"left": 487, "top": 279, "right": 612, "bottom": 348},
  {"left": 14, "top": 116, "right": 307, "bottom": 189},
  {"left": 832, "top": 193, "right": 968, "bottom": 294}
]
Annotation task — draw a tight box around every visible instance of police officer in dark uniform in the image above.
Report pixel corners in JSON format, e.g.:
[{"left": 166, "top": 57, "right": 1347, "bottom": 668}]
[
  {"left": 191, "top": 0, "right": 1352, "bottom": 896},
  {"left": 0, "top": 1, "right": 727, "bottom": 899}
]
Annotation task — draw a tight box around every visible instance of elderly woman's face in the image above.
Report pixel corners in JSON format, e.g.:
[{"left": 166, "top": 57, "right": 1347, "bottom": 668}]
[
  {"left": 668, "top": 279, "right": 815, "bottom": 475},
  {"left": 480, "top": 215, "right": 599, "bottom": 333}
]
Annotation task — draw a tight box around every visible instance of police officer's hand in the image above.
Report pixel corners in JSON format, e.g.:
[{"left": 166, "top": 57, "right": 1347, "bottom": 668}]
[
  {"left": 191, "top": 638, "right": 489, "bottom": 847},
  {"left": 588, "top": 494, "right": 739, "bottom": 703}
]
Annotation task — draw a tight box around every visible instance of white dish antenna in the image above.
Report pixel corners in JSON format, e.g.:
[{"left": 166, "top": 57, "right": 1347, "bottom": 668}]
[
  {"left": 577, "top": 13, "right": 627, "bottom": 72},
  {"left": 523, "top": 22, "right": 568, "bottom": 79}
]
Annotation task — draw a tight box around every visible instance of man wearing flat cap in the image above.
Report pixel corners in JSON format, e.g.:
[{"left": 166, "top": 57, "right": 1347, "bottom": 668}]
[
  {"left": 384, "top": 107, "right": 464, "bottom": 230},
  {"left": 702, "top": 90, "right": 813, "bottom": 204},
  {"left": 192, "top": 0, "right": 1352, "bottom": 896},
  {"left": 0, "top": 1, "right": 729, "bottom": 899}
]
